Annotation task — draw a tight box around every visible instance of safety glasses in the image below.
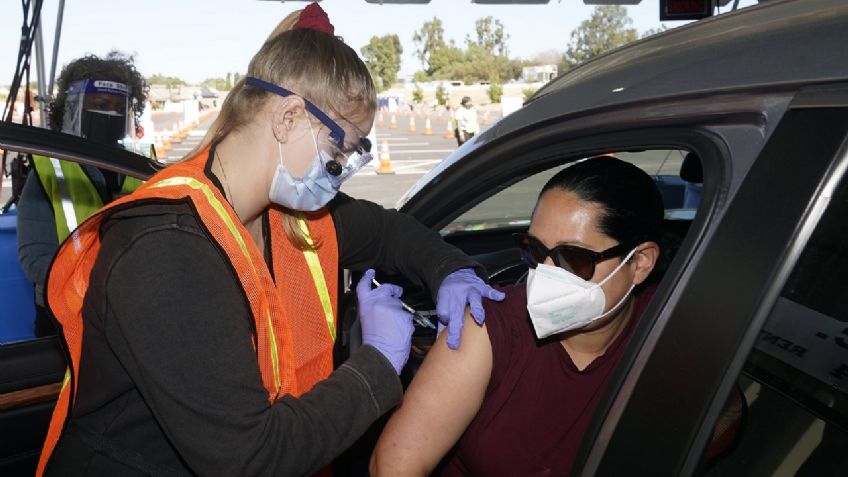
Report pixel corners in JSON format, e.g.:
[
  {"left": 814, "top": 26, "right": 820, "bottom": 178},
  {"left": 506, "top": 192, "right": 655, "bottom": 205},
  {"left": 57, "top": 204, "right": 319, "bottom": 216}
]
[
  {"left": 513, "top": 233, "right": 632, "bottom": 281},
  {"left": 245, "top": 77, "right": 372, "bottom": 187}
]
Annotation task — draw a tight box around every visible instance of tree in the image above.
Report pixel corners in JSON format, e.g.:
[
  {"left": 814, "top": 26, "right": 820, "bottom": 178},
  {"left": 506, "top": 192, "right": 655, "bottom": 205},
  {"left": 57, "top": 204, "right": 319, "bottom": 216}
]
[
  {"left": 147, "top": 74, "right": 186, "bottom": 89},
  {"left": 467, "top": 16, "right": 509, "bottom": 57},
  {"left": 522, "top": 87, "right": 539, "bottom": 101},
  {"left": 413, "top": 18, "right": 446, "bottom": 75},
  {"left": 487, "top": 81, "right": 503, "bottom": 103},
  {"left": 427, "top": 41, "right": 465, "bottom": 79},
  {"left": 564, "top": 6, "right": 638, "bottom": 68},
  {"left": 148, "top": 74, "right": 186, "bottom": 96},
  {"left": 225, "top": 72, "right": 233, "bottom": 90},
  {"left": 361, "top": 34, "right": 403, "bottom": 92},
  {"left": 435, "top": 84, "right": 448, "bottom": 106},
  {"left": 642, "top": 24, "right": 669, "bottom": 39},
  {"left": 412, "top": 84, "right": 424, "bottom": 103}
]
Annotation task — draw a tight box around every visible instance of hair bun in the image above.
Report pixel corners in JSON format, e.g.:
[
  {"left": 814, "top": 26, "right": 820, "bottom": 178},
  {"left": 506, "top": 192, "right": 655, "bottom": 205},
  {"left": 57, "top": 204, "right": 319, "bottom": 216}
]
[{"left": 293, "top": 2, "right": 335, "bottom": 35}]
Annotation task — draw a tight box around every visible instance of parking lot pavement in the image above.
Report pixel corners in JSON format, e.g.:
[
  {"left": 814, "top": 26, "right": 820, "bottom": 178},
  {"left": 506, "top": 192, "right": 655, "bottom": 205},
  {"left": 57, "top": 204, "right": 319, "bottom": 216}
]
[
  {"left": 149, "top": 108, "right": 503, "bottom": 210},
  {"left": 154, "top": 112, "right": 219, "bottom": 164},
  {"left": 343, "top": 109, "right": 502, "bottom": 208}
]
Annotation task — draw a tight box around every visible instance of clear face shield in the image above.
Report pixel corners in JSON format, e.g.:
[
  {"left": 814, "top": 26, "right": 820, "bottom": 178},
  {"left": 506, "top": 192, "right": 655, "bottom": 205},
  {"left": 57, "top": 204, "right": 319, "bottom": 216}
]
[{"left": 62, "top": 79, "right": 130, "bottom": 147}]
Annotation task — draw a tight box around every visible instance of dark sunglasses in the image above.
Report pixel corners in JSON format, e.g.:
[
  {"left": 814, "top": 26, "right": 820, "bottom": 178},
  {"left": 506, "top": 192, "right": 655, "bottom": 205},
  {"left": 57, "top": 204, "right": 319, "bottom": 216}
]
[{"left": 513, "top": 233, "right": 632, "bottom": 281}]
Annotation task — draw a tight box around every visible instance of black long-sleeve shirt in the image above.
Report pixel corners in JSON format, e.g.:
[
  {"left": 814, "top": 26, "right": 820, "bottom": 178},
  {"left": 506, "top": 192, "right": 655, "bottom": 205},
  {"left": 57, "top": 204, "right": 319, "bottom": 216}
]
[{"left": 46, "top": 169, "right": 479, "bottom": 476}]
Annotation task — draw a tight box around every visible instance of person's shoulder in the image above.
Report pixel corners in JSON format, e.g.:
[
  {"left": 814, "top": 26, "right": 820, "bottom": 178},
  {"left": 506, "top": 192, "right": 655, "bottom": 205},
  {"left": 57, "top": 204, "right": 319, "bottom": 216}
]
[
  {"left": 100, "top": 200, "right": 205, "bottom": 245},
  {"left": 483, "top": 282, "right": 530, "bottom": 338}
]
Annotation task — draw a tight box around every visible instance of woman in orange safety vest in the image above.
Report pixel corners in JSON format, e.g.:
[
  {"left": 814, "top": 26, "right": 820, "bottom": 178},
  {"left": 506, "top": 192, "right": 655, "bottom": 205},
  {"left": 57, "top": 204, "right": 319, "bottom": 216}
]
[{"left": 37, "top": 4, "right": 503, "bottom": 476}]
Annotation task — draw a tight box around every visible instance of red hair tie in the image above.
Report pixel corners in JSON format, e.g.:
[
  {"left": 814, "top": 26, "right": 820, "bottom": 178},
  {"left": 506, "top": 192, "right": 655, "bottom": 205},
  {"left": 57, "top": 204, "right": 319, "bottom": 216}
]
[{"left": 293, "top": 2, "right": 335, "bottom": 35}]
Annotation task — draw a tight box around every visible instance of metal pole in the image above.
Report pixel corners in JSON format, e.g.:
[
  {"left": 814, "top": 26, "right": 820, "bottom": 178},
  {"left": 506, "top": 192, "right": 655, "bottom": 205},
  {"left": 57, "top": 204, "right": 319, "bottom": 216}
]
[
  {"left": 33, "top": 3, "right": 48, "bottom": 127},
  {"left": 48, "top": 0, "right": 66, "bottom": 98}
]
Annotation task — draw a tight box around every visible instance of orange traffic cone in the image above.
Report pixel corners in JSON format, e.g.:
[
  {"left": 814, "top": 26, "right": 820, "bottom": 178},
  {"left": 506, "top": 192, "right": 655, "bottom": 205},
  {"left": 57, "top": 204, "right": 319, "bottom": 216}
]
[
  {"left": 376, "top": 139, "right": 395, "bottom": 175},
  {"left": 377, "top": 111, "right": 385, "bottom": 126},
  {"left": 170, "top": 124, "right": 182, "bottom": 144},
  {"left": 389, "top": 114, "right": 397, "bottom": 129},
  {"left": 154, "top": 134, "right": 165, "bottom": 157},
  {"left": 407, "top": 116, "right": 416, "bottom": 133},
  {"left": 423, "top": 116, "right": 432, "bottom": 136},
  {"left": 444, "top": 119, "right": 455, "bottom": 139},
  {"left": 481, "top": 111, "right": 490, "bottom": 126}
]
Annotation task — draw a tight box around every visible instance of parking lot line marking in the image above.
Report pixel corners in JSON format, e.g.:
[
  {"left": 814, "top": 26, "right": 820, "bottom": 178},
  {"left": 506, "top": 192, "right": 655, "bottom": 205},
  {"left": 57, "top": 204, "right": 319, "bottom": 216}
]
[{"left": 389, "top": 163, "right": 440, "bottom": 173}]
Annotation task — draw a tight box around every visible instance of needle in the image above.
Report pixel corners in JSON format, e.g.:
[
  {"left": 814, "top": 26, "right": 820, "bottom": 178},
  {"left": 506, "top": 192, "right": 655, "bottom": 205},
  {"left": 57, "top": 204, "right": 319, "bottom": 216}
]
[{"left": 371, "top": 278, "right": 437, "bottom": 329}]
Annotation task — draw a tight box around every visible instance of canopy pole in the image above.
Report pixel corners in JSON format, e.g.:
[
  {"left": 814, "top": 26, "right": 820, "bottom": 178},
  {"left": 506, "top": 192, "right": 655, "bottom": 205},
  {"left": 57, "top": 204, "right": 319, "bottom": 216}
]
[
  {"left": 33, "top": 3, "right": 48, "bottom": 128},
  {"left": 48, "top": 0, "right": 66, "bottom": 99}
]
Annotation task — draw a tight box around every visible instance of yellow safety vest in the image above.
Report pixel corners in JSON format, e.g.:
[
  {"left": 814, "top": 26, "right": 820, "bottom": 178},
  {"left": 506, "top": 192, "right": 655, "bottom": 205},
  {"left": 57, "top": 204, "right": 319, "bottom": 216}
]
[{"left": 31, "top": 155, "right": 143, "bottom": 241}]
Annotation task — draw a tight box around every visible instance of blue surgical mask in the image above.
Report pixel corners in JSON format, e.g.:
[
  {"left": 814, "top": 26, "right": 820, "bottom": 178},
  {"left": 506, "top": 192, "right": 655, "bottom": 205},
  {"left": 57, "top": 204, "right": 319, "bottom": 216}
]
[{"left": 268, "top": 119, "right": 337, "bottom": 211}]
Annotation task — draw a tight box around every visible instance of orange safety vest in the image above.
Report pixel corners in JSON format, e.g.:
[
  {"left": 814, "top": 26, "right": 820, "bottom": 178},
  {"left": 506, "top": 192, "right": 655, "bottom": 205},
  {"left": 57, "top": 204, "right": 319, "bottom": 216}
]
[{"left": 37, "top": 146, "right": 339, "bottom": 475}]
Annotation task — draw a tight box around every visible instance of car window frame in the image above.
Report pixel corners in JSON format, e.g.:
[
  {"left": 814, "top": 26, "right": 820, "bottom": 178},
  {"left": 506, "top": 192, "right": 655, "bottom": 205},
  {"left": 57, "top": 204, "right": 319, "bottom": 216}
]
[{"left": 583, "top": 86, "right": 848, "bottom": 476}]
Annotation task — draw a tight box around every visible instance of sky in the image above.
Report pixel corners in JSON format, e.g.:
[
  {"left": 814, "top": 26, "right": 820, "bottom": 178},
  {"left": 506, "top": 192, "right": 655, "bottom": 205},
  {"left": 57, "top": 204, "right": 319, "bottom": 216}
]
[{"left": 1, "top": 0, "right": 758, "bottom": 88}]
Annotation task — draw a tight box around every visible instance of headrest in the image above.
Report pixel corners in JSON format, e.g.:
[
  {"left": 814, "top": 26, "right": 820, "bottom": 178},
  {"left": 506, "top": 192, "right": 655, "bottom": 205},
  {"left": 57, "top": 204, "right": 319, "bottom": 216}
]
[{"left": 680, "top": 152, "right": 703, "bottom": 184}]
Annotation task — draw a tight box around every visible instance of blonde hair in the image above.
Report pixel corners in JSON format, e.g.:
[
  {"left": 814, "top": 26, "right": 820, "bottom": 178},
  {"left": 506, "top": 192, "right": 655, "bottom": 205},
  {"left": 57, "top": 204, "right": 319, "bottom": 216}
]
[
  {"left": 267, "top": 9, "right": 302, "bottom": 42},
  {"left": 188, "top": 28, "right": 376, "bottom": 249}
]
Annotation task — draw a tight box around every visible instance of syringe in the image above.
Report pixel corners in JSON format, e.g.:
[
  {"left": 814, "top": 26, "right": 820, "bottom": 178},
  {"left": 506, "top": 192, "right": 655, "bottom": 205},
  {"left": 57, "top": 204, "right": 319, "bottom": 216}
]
[{"left": 371, "top": 279, "right": 437, "bottom": 329}]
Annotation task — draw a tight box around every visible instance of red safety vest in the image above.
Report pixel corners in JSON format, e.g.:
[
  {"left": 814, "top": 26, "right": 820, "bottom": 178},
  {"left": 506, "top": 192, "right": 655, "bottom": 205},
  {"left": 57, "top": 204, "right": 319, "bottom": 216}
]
[{"left": 37, "top": 146, "right": 339, "bottom": 475}]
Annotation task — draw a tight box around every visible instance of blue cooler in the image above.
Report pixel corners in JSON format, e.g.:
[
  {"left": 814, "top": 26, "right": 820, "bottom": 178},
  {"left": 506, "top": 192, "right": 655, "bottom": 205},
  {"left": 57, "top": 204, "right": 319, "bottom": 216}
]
[{"left": 0, "top": 209, "right": 36, "bottom": 343}]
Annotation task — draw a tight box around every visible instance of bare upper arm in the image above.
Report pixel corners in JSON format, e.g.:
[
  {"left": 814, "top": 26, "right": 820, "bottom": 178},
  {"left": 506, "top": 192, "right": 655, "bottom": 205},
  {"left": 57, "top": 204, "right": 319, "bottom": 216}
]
[{"left": 370, "top": 309, "right": 493, "bottom": 477}]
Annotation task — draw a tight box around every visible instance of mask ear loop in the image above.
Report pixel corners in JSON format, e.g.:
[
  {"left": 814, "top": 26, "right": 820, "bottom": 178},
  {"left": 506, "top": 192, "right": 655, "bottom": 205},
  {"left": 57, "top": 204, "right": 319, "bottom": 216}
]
[
  {"left": 304, "top": 112, "right": 321, "bottom": 157},
  {"left": 593, "top": 246, "right": 639, "bottom": 320},
  {"left": 597, "top": 247, "right": 638, "bottom": 287},
  {"left": 277, "top": 112, "right": 320, "bottom": 174}
]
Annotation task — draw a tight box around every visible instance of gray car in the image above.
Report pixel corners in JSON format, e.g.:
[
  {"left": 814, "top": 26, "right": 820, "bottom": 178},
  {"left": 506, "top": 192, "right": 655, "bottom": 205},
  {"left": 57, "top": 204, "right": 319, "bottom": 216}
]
[{"left": 1, "top": 0, "right": 847, "bottom": 474}]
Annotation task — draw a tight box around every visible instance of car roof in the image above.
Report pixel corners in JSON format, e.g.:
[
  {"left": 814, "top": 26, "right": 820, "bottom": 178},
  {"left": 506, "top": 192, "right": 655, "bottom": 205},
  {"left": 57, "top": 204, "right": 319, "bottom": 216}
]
[
  {"left": 528, "top": 0, "right": 848, "bottom": 112},
  {"left": 396, "top": 0, "right": 848, "bottom": 209}
]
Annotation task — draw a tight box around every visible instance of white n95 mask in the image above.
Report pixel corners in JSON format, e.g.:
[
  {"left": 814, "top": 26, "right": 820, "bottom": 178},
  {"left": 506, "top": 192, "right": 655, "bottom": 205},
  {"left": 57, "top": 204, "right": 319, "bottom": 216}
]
[{"left": 526, "top": 248, "right": 637, "bottom": 339}]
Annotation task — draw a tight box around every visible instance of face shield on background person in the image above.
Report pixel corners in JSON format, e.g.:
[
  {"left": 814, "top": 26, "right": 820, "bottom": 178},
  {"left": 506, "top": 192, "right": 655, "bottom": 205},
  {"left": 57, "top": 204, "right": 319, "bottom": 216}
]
[
  {"left": 62, "top": 79, "right": 132, "bottom": 193},
  {"left": 62, "top": 79, "right": 130, "bottom": 147}
]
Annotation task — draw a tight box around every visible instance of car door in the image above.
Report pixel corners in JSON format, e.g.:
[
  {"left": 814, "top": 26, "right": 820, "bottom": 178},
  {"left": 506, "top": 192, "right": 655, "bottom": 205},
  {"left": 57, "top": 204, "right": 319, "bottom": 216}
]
[
  {"left": 0, "top": 123, "right": 157, "bottom": 475},
  {"left": 581, "top": 85, "right": 848, "bottom": 476}
]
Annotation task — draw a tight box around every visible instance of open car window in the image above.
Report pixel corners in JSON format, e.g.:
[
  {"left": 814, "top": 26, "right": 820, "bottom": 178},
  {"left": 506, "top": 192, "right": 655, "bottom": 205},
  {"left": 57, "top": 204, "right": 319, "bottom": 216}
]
[{"left": 441, "top": 149, "right": 696, "bottom": 236}]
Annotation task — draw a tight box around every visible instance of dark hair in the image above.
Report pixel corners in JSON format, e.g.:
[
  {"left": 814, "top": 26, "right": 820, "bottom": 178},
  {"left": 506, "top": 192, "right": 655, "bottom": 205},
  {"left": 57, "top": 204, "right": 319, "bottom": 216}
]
[
  {"left": 49, "top": 51, "right": 148, "bottom": 131},
  {"left": 540, "top": 157, "right": 664, "bottom": 276}
]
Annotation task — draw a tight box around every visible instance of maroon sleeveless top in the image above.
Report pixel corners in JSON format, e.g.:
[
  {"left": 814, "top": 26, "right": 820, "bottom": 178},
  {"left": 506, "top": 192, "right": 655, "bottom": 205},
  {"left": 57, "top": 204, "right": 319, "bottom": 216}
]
[{"left": 437, "top": 283, "right": 655, "bottom": 477}]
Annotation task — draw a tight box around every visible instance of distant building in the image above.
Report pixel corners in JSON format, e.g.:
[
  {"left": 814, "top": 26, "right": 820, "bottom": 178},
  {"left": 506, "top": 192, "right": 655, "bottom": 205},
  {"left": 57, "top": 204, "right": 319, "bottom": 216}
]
[{"left": 521, "top": 65, "right": 558, "bottom": 83}]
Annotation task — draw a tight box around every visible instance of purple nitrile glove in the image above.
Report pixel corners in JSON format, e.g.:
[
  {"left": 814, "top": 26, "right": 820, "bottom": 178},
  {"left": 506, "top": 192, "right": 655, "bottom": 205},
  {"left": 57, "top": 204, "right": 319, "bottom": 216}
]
[
  {"left": 435, "top": 268, "right": 506, "bottom": 350},
  {"left": 356, "top": 269, "right": 414, "bottom": 374}
]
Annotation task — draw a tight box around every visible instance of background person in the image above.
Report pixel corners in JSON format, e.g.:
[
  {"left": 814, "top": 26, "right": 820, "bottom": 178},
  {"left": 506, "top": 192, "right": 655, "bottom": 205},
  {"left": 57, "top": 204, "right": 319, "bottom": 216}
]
[
  {"left": 37, "top": 4, "right": 502, "bottom": 476},
  {"left": 455, "top": 96, "right": 479, "bottom": 146},
  {"left": 16, "top": 51, "right": 147, "bottom": 336},
  {"left": 371, "top": 158, "right": 663, "bottom": 476}
]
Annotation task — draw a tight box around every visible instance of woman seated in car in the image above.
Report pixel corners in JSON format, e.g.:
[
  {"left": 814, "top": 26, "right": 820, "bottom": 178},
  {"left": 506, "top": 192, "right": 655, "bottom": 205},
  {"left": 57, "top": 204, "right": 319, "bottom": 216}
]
[{"left": 370, "top": 157, "right": 663, "bottom": 476}]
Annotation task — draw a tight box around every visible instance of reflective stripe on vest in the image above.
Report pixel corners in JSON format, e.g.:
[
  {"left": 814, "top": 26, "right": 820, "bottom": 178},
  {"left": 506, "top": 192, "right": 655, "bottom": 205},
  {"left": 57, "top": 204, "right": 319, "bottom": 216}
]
[
  {"left": 31, "top": 155, "right": 143, "bottom": 241},
  {"left": 297, "top": 214, "right": 336, "bottom": 341},
  {"left": 32, "top": 155, "right": 103, "bottom": 241},
  {"left": 149, "top": 176, "right": 284, "bottom": 391},
  {"left": 37, "top": 149, "right": 338, "bottom": 475}
]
